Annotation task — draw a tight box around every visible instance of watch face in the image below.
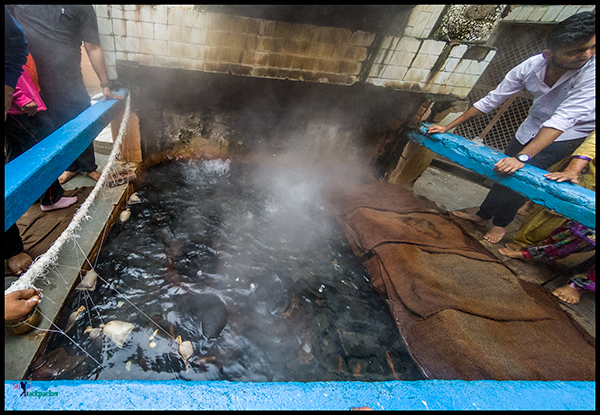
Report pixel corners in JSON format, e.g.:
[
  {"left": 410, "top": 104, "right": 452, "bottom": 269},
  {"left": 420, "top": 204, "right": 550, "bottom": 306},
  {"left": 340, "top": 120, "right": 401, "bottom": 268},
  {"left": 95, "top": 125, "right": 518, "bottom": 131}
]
[{"left": 517, "top": 154, "right": 530, "bottom": 162}]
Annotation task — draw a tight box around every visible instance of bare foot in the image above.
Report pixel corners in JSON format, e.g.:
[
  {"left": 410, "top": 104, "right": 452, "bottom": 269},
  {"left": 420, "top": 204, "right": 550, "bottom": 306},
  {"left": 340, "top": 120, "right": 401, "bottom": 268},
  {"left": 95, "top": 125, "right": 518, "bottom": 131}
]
[
  {"left": 40, "top": 196, "right": 78, "bottom": 212},
  {"left": 498, "top": 247, "right": 525, "bottom": 259},
  {"left": 483, "top": 226, "right": 506, "bottom": 244},
  {"left": 517, "top": 200, "right": 535, "bottom": 216},
  {"left": 58, "top": 170, "right": 80, "bottom": 184},
  {"left": 450, "top": 211, "right": 488, "bottom": 226},
  {"left": 85, "top": 170, "right": 102, "bottom": 181},
  {"left": 6, "top": 252, "right": 33, "bottom": 276},
  {"left": 552, "top": 285, "right": 582, "bottom": 304},
  {"left": 504, "top": 242, "right": 523, "bottom": 251}
]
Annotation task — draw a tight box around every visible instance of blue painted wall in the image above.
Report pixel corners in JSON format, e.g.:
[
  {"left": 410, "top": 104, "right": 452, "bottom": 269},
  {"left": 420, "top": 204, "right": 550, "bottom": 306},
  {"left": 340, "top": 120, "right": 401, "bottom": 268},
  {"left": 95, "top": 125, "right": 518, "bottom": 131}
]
[
  {"left": 409, "top": 124, "right": 595, "bottom": 228},
  {"left": 4, "top": 380, "right": 595, "bottom": 410}
]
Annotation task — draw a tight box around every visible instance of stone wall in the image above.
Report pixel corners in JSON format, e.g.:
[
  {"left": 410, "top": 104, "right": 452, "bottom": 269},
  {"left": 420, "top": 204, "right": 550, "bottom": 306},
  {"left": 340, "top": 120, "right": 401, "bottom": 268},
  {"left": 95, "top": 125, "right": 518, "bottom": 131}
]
[{"left": 94, "top": 5, "right": 594, "bottom": 100}]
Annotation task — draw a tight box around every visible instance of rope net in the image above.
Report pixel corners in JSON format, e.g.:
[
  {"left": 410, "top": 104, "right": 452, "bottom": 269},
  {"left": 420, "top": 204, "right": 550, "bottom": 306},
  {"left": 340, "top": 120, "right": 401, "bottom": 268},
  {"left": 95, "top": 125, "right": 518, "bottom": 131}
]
[{"left": 5, "top": 94, "right": 132, "bottom": 296}]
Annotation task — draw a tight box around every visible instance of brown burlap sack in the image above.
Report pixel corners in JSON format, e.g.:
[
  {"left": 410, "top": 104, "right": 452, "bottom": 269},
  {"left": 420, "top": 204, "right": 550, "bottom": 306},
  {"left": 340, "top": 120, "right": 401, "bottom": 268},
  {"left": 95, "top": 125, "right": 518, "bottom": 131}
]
[{"left": 15, "top": 187, "right": 94, "bottom": 262}]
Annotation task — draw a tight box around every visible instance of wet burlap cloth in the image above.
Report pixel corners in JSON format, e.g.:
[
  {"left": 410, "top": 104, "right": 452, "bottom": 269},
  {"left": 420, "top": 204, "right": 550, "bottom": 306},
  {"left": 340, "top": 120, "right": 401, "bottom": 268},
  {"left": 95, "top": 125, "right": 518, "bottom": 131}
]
[
  {"left": 13, "top": 187, "right": 94, "bottom": 266},
  {"left": 326, "top": 181, "right": 595, "bottom": 380}
]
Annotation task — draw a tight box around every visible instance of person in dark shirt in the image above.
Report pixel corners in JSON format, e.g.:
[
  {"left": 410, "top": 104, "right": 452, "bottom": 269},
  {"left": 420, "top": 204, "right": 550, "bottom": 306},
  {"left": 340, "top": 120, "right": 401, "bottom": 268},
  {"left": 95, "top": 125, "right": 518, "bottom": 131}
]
[
  {"left": 5, "top": 6, "right": 28, "bottom": 120},
  {"left": 4, "top": 6, "right": 34, "bottom": 276},
  {"left": 9, "top": 5, "right": 122, "bottom": 184}
]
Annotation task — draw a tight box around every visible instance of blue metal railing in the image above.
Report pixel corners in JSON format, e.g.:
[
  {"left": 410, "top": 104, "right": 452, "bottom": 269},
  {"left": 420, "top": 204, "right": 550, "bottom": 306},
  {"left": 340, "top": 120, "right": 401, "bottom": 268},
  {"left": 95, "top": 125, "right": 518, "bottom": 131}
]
[
  {"left": 409, "top": 124, "right": 595, "bottom": 229},
  {"left": 4, "top": 88, "right": 128, "bottom": 231}
]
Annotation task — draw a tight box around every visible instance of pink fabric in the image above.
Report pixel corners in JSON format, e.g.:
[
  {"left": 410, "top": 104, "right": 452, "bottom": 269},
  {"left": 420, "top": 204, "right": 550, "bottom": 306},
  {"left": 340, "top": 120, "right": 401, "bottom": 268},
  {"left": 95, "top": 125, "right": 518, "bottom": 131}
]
[{"left": 9, "top": 64, "right": 47, "bottom": 115}]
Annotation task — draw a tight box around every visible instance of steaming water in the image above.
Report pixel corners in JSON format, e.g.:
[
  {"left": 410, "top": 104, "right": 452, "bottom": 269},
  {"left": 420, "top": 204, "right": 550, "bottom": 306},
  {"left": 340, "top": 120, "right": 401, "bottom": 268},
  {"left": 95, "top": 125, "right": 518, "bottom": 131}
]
[{"left": 31, "top": 157, "right": 424, "bottom": 381}]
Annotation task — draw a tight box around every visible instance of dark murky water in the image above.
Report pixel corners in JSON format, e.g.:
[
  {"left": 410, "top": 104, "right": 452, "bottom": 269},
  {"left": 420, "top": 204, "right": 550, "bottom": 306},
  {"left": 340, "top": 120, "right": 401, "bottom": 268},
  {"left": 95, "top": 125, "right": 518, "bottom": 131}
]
[{"left": 30, "top": 157, "right": 424, "bottom": 381}]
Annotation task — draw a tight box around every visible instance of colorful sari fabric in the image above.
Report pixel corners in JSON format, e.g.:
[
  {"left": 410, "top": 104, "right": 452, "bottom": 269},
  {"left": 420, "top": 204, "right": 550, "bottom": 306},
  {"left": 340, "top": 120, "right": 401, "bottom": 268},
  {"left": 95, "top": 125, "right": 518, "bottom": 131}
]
[
  {"left": 521, "top": 220, "right": 595, "bottom": 292},
  {"left": 568, "top": 265, "right": 596, "bottom": 292},
  {"left": 521, "top": 220, "right": 595, "bottom": 262}
]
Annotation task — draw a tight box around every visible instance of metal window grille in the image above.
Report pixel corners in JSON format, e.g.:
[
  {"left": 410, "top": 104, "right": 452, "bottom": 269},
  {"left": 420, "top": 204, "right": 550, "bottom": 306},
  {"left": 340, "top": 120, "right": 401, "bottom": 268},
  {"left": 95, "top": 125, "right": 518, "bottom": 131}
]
[{"left": 454, "top": 23, "right": 554, "bottom": 150}]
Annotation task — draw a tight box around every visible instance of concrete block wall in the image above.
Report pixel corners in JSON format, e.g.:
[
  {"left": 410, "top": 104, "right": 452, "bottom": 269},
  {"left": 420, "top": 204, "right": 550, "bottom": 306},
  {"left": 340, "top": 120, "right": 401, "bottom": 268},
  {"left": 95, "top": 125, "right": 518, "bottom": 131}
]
[
  {"left": 93, "top": 5, "right": 594, "bottom": 100},
  {"left": 502, "top": 4, "right": 595, "bottom": 23}
]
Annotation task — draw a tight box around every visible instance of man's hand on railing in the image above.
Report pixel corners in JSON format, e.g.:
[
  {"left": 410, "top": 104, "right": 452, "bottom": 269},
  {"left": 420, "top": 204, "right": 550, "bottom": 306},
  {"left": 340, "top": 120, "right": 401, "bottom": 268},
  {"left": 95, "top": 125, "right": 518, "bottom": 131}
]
[
  {"left": 102, "top": 86, "right": 124, "bottom": 102},
  {"left": 493, "top": 156, "right": 525, "bottom": 175},
  {"left": 427, "top": 124, "right": 449, "bottom": 134}
]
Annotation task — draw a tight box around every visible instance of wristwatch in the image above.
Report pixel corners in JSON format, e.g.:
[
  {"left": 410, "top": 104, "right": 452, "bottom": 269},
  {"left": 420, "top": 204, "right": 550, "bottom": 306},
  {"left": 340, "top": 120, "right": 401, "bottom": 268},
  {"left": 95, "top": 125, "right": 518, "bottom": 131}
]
[{"left": 516, "top": 154, "right": 531, "bottom": 163}]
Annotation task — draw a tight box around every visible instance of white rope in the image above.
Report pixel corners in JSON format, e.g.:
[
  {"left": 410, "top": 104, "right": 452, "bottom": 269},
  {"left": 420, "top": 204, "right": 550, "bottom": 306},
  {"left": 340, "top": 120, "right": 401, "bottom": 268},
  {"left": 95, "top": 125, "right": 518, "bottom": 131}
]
[{"left": 5, "top": 94, "right": 132, "bottom": 296}]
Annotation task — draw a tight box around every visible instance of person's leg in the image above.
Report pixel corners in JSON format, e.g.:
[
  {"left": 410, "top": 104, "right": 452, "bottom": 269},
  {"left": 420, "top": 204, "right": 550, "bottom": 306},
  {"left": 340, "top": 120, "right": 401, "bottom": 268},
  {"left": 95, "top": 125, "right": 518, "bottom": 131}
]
[
  {"left": 452, "top": 137, "right": 524, "bottom": 241},
  {"left": 39, "top": 180, "right": 77, "bottom": 211},
  {"left": 46, "top": 102, "right": 98, "bottom": 182},
  {"left": 488, "top": 137, "right": 587, "bottom": 229},
  {"left": 472, "top": 137, "right": 586, "bottom": 243},
  {"left": 4, "top": 224, "right": 32, "bottom": 276},
  {"left": 553, "top": 264, "right": 595, "bottom": 304}
]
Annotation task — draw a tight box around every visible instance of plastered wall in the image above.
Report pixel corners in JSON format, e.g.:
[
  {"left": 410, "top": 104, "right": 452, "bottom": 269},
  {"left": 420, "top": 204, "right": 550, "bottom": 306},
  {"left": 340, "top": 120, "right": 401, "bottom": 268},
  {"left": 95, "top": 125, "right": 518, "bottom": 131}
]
[{"left": 94, "top": 5, "right": 595, "bottom": 100}]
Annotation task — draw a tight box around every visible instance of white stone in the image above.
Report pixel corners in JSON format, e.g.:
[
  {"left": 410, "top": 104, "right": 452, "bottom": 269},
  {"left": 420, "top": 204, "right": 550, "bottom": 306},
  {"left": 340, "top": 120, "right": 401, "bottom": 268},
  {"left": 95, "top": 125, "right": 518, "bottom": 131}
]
[
  {"left": 140, "top": 38, "right": 167, "bottom": 55},
  {"left": 541, "top": 6, "right": 565, "bottom": 22},
  {"left": 390, "top": 51, "right": 414, "bottom": 67},
  {"left": 420, "top": 39, "right": 446, "bottom": 56},
  {"left": 397, "top": 36, "right": 421, "bottom": 54},
  {"left": 99, "top": 34, "right": 115, "bottom": 52},
  {"left": 443, "top": 57, "right": 460, "bottom": 72},
  {"left": 431, "top": 70, "right": 452, "bottom": 85},
  {"left": 129, "top": 53, "right": 154, "bottom": 66},
  {"left": 125, "top": 37, "right": 141, "bottom": 53},
  {"left": 453, "top": 59, "right": 471, "bottom": 75},
  {"left": 97, "top": 17, "right": 113, "bottom": 36},
  {"left": 114, "top": 35, "right": 126, "bottom": 52},
  {"left": 503, "top": 6, "right": 522, "bottom": 21},
  {"left": 466, "top": 75, "right": 479, "bottom": 89},
  {"left": 484, "top": 50, "right": 497, "bottom": 62},
  {"left": 556, "top": 6, "right": 581, "bottom": 22},
  {"left": 425, "top": 5, "right": 445, "bottom": 29},
  {"left": 411, "top": 11, "right": 433, "bottom": 37},
  {"left": 126, "top": 21, "right": 140, "bottom": 38},
  {"left": 140, "top": 22, "right": 155, "bottom": 40},
  {"left": 449, "top": 44, "right": 468, "bottom": 59},
  {"left": 403, "top": 67, "right": 429, "bottom": 83},
  {"left": 94, "top": 5, "right": 109, "bottom": 19},
  {"left": 412, "top": 53, "right": 438, "bottom": 70},
  {"left": 112, "top": 19, "right": 126, "bottom": 37},
  {"left": 154, "top": 23, "right": 167, "bottom": 41},
  {"left": 167, "top": 25, "right": 182, "bottom": 42},
  {"left": 369, "top": 63, "right": 386, "bottom": 78},
  {"left": 514, "top": 6, "right": 536, "bottom": 22},
  {"left": 465, "top": 60, "right": 488, "bottom": 76},
  {"left": 528, "top": 6, "right": 549, "bottom": 22},
  {"left": 383, "top": 65, "right": 408, "bottom": 81},
  {"left": 191, "top": 28, "right": 208, "bottom": 45}
]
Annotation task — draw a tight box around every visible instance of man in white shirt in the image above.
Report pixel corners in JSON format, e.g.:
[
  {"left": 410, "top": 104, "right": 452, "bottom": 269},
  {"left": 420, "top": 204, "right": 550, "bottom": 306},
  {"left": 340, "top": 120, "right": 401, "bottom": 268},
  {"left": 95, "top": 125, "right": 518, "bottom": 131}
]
[{"left": 427, "top": 12, "right": 595, "bottom": 243}]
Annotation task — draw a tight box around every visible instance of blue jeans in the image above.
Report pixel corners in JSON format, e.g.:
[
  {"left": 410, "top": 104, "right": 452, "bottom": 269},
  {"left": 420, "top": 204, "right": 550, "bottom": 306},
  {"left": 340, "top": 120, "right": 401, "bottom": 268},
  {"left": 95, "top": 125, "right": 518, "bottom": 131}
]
[{"left": 476, "top": 136, "right": 586, "bottom": 228}]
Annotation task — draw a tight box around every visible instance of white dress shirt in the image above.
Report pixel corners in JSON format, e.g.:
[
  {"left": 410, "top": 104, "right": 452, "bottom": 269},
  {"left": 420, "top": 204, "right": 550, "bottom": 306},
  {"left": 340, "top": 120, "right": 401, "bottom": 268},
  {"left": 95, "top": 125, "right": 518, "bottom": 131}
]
[{"left": 474, "top": 53, "right": 595, "bottom": 144}]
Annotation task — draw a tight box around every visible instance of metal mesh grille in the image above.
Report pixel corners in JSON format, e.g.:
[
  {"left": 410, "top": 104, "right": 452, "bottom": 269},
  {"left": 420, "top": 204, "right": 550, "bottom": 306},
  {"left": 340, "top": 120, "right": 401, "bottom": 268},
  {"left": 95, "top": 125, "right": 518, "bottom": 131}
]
[{"left": 454, "top": 23, "right": 554, "bottom": 150}]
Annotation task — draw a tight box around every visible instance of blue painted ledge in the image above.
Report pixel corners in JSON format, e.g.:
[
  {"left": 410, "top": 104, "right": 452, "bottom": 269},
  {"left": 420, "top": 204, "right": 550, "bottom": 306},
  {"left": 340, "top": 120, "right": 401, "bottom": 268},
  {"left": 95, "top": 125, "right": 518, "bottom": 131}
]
[
  {"left": 4, "top": 89, "right": 128, "bottom": 232},
  {"left": 409, "top": 124, "right": 595, "bottom": 229},
  {"left": 4, "top": 380, "right": 595, "bottom": 410}
]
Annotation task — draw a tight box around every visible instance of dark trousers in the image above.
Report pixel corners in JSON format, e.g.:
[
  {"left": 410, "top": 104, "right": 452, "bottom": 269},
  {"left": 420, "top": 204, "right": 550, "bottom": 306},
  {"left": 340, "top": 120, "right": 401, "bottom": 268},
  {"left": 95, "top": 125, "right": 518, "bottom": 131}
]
[
  {"left": 5, "top": 112, "right": 63, "bottom": 205},
  {"left": 5, "top": 224, "right": 24, "bottom": 260},
  {"left": 476, "top": 136, "right": 586, "bottom": 227},
  {"left": 45, "top": 100, "right": 97, "bottom": 173}
]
